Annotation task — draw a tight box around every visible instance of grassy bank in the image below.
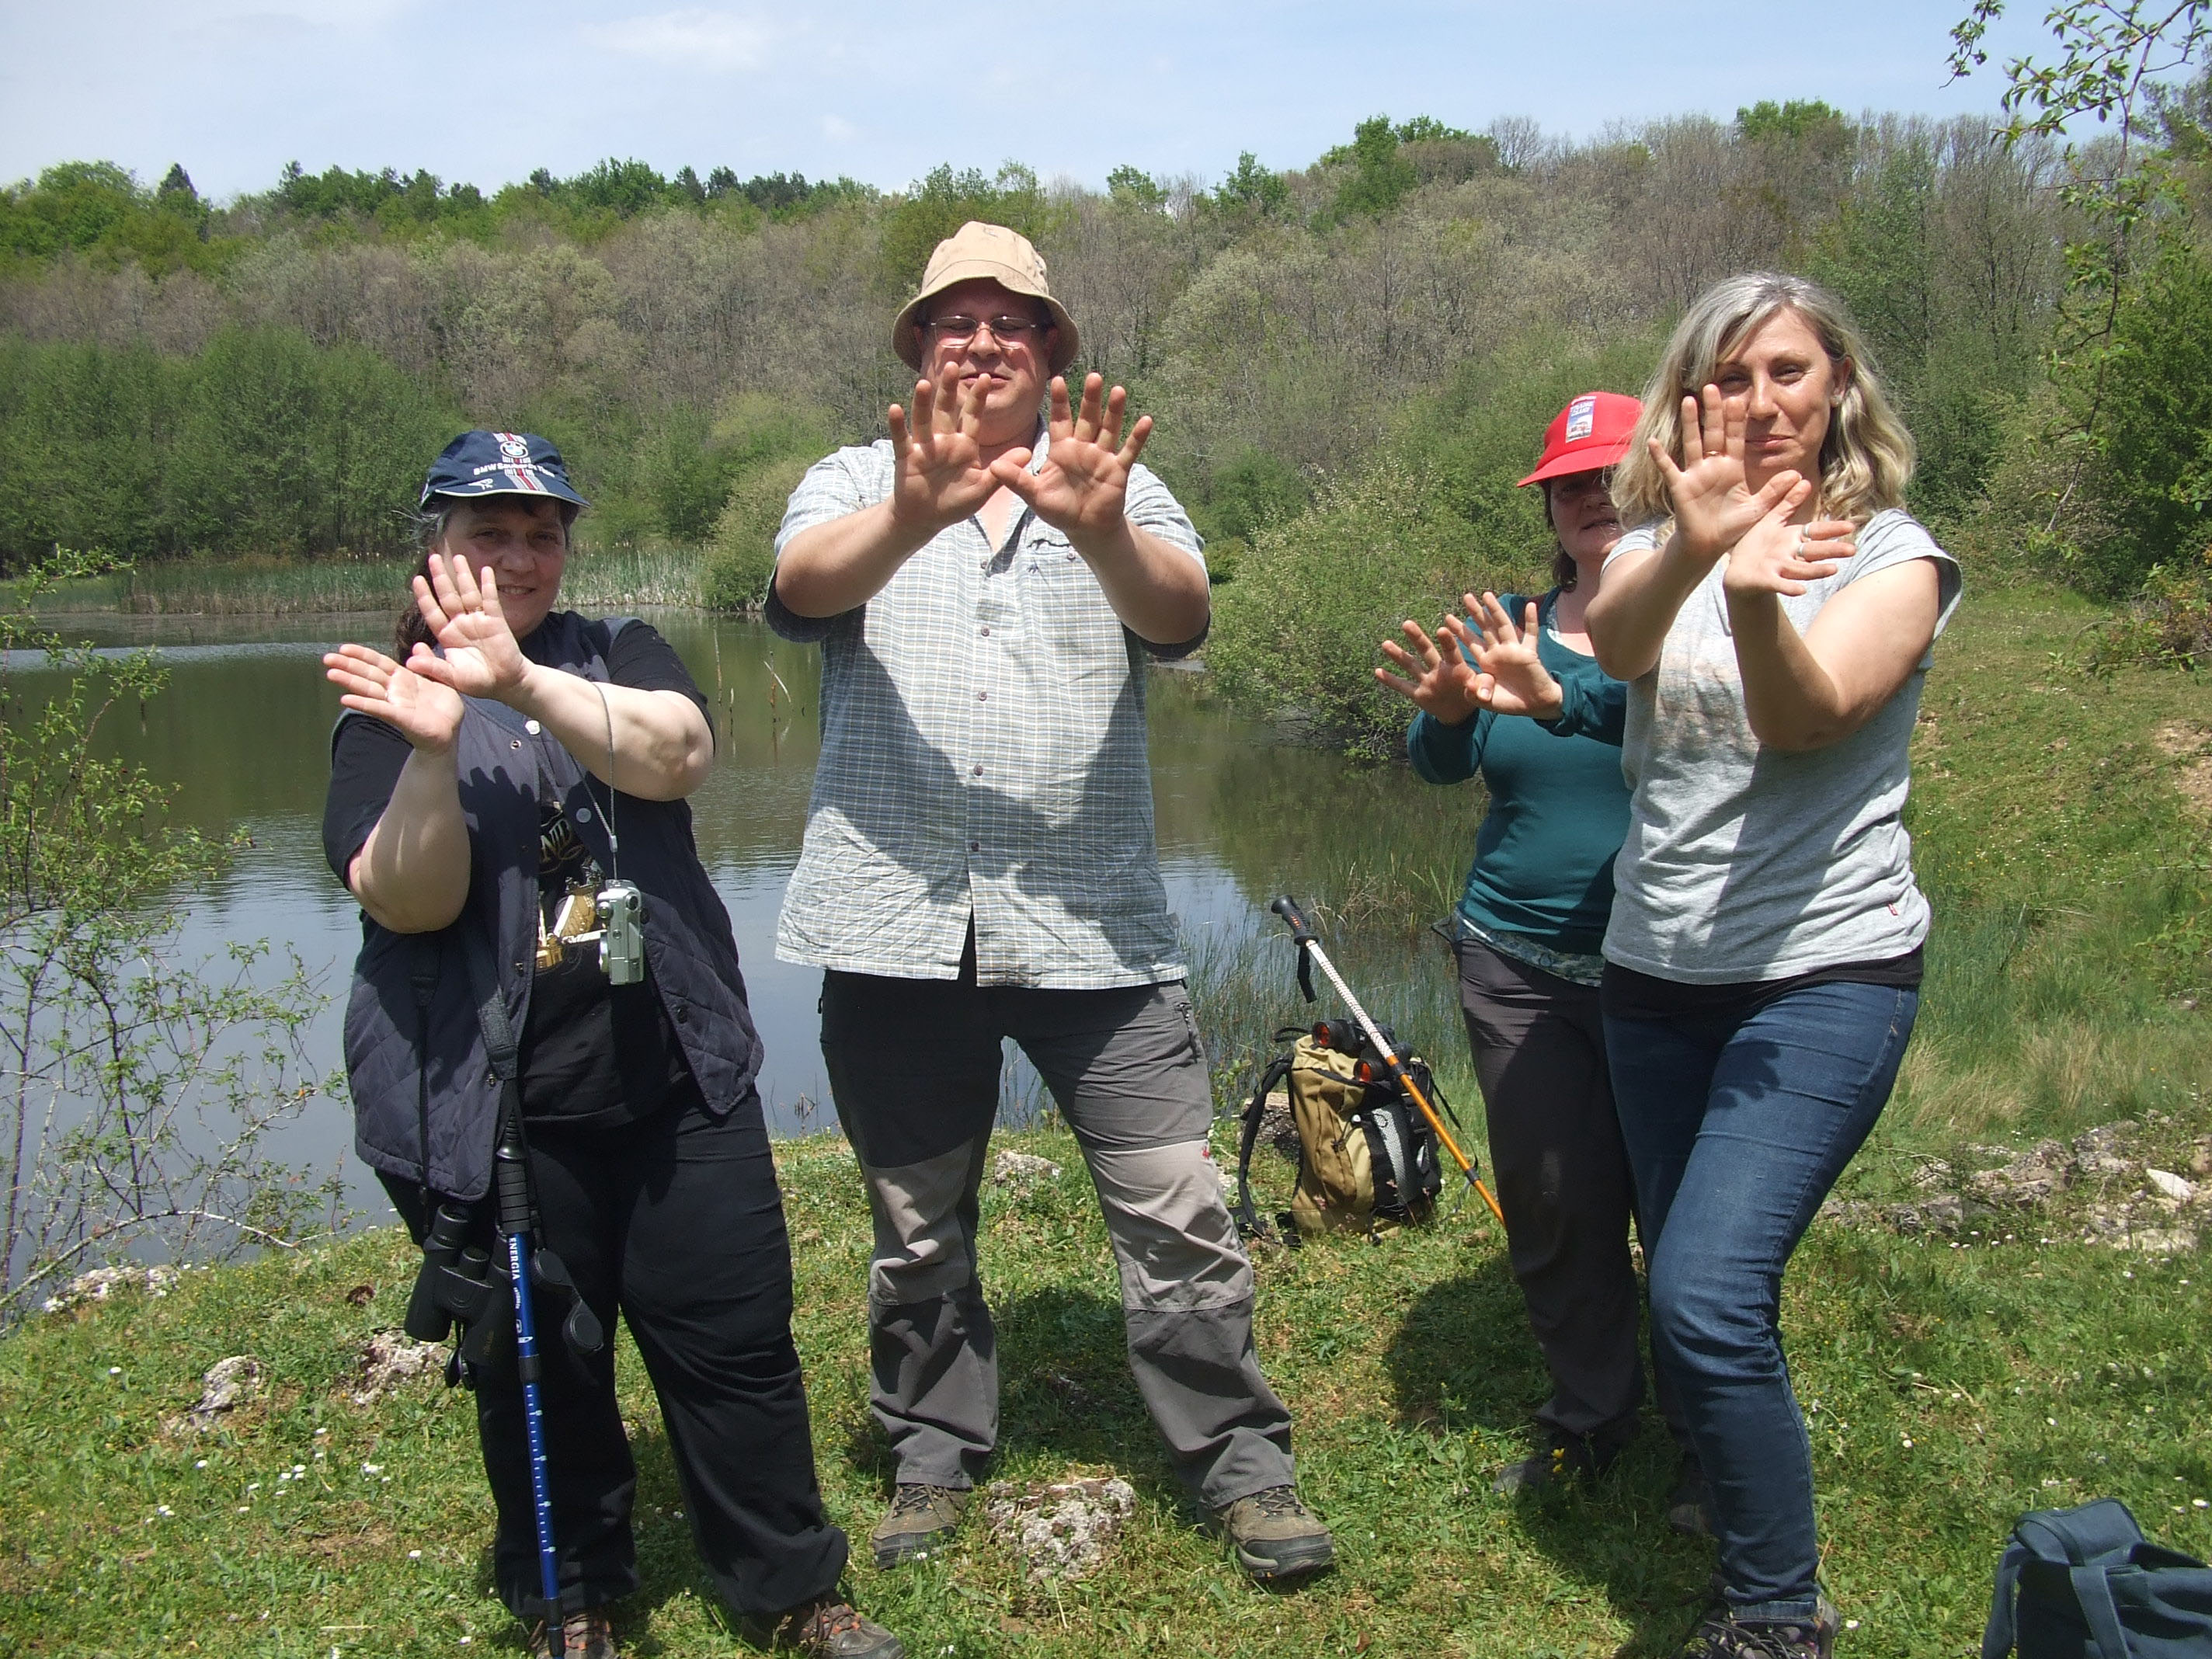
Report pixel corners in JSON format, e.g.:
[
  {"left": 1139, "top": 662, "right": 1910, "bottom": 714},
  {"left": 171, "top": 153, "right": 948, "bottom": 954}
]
[
  {"left": 3, "top": 586, "right": 2210, "bottom": 1657},
  {"left": 3, "top": 1119, "right": 2207, "bottom": 1659},
  {"left": 26, "top": 545, "right": 711, "bottom": 617}
]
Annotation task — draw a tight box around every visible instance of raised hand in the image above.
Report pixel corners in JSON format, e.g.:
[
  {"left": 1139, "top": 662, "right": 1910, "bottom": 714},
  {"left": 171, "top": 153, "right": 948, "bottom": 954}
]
[
  {"left": 1376, "top": 617, "right": 1487, "bottom": 724},
  {"left": 993, "top": 374, "right": 1152, "bottom": 545},
  {"left": 403, "top": 551, "right": 529, "bottom": 701},
  {"left": 1445, "top": 593, "right": 1563, "bottom": 719},
  {"left": 887, "top": 364, "right": 997, "bottom": 536},
  {"left": 323, "top": 642, "right": 465, "bottom": 752},
  {"left": 1722, "top": 484, "right": 1856, "bottom": 600},
  {"left": 1654, "top": 385, "right": 1807, "bottom": 563}
]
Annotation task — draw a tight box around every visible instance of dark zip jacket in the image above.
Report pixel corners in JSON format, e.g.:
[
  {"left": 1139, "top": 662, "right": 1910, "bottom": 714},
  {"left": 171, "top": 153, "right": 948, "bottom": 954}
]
[{"left": 339, "top": 613, "right": 759, "bottom": 1201}]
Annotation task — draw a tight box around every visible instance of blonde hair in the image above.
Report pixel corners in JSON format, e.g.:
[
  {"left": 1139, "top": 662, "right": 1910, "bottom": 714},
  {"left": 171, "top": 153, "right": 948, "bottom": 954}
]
[{"left": 1610, "top": 272, "right": 1915, "bottom": 529}]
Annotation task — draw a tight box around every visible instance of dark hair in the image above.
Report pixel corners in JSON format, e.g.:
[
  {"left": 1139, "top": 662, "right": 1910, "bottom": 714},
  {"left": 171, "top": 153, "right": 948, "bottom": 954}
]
[
  {"left": 1540, "top": 479, "right": 1578, "bottom": 593},
  {"left": 392, "top": 496, "right": 576, "bottom": 656}
]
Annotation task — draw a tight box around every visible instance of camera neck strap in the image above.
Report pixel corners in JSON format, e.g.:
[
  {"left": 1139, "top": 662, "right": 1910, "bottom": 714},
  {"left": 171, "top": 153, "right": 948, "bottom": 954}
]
[{"left": 589, "top": 676, "right": 620, "bottom": 881}]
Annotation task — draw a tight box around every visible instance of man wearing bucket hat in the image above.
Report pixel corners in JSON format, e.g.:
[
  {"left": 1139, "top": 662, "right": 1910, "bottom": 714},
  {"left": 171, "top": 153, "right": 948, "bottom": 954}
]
[
  {"left": 1376, "top": 391, "right": 1702, "bottom": 1522},
  {"left": 322, "top": 432, "right": 902, "bottom": 1659},
  {"left": 767, "top": 224, "right": 1333, "bottom": 1584}
]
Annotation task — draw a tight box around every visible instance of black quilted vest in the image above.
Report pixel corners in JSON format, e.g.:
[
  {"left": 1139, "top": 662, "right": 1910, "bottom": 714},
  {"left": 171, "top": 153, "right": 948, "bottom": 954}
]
[{"left": 339, "top": 612, "right": 759, "bottom": 1201}]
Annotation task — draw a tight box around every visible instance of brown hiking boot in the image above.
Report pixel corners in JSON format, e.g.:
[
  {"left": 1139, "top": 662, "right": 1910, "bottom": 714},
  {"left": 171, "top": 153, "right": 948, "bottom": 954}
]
[
  {"left": 744, "top": 1596, "right": 904, "bottom": 1659},
  {"left": 1676, "top": 1595, "right": 1838, "bottom": 1659},
  {"left": 868, "top": 1483, "right": 969, "bottom": 1568},
  {"left": 1213, "top": 1484, "right": 1335, "bottom": 1582},
  {"left": 527, "top": 1607, "right": 618, "bottom": 1659}
]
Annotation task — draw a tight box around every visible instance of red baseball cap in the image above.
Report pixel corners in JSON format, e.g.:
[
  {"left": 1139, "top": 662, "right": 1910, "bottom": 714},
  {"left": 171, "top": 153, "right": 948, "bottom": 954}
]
[{"left": 1518, "top": 391, "right": 1642, "bottom": 487}]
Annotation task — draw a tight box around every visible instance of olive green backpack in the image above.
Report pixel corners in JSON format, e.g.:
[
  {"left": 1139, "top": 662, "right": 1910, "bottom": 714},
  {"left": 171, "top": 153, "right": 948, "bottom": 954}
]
[{"left": 1233, "top": 1021, "right": 1444, "bottom": 1243}]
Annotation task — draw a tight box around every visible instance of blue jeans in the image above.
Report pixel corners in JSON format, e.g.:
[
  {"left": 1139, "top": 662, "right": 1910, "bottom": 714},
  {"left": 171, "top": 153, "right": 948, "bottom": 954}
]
[{"left": 1605, "top": 980, "right": 1918, "bottom": 1623}]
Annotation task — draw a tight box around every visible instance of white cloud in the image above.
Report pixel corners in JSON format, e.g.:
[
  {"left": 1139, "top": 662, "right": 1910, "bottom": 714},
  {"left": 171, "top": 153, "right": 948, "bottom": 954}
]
[{"left": 583, "top": 8, "right": 774, "bottom": 72}]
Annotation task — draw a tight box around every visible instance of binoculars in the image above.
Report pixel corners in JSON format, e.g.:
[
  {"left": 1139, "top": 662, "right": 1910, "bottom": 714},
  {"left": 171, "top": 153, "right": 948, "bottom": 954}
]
[{"left": 404, "top": 1202, "right": 510, "bottom": 1370}]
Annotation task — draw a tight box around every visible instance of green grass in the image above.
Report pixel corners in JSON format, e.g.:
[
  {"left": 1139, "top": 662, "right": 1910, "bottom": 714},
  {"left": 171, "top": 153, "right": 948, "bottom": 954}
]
[
  {"left": 26, "top": 546, "right": 708, "bottom": 618},
  {"left": 5, "top": 586, "right": 2212, "bottom": 1657},
  {"left": 2, "top": 1123, "right": 2207, "bottom": 1659}
]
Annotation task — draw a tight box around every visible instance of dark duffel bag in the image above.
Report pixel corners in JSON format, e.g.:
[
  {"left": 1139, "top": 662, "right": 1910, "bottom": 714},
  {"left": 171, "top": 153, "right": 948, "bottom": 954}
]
[{"left": 1983, "top": 1498, "right": 2212, "bottom": 1657}]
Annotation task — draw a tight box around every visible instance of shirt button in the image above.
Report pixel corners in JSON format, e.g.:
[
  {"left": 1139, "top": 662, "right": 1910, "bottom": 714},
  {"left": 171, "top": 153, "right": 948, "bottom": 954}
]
[
  {"left": 524, "top": 719, "right": 541, "bottom": 735},
  {"left": 972, "top": 764, "right": 983, "bottom": 776},
  {"left": 576, "top": 807, "right": 593, "bottom": 823},
  {"left": 979, "top": 625, "right": 990, "bottom": 636},
  {"left": 510, "top": 739, "right": 523, "bottom": 750},
  {"left": 979, "top": 558, "right": 990, "bottom": 572},
  {"left": 977, "top": 691, "right": 986, "bottom": 702},
  {"left": 969, "top": 840, "right": 980, "bottom": 853}
]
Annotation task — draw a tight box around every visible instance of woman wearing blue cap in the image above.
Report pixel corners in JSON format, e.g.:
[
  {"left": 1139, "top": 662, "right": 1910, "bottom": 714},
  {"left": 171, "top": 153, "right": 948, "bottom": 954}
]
[{"left": 322, "top": 432, "right": 900, "bottom": 1659}]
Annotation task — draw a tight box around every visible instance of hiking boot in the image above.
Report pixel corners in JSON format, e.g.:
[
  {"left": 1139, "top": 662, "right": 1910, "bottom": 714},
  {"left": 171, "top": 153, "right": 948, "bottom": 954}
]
[
  {"left": 743, "top": 1596, "right": 903, "bottom": 1659},
  {"left": 1213, "top": 1484, "right": 1335, "bottom": 1582},
  {"left": 527, "top": 1607, "right": 619, "bottom": 1659},
  {"left": 868, "top": 1483, "right": 969, "bottom": 1568},
  {"left": 1492, "top": 1425, "right": 1622, "bottom": 1495},
  {"left": 1666, "top": 1453, "right": 1713, "bottom": 1536},
  {"left": 1676, "top": 1595, "right": 1838, "bottom": 1659}
]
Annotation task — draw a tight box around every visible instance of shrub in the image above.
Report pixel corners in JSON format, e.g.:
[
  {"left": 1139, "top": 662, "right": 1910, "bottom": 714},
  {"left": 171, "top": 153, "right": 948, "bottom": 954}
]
[
  {"left": 1209, "top": 456, "right": 1522, "bottom": 760},
  {"left": 704, "top": 454, "right": 813, "bottom": 611},
  {"left": 2084, "top": 547, "right": 2212, "bottom": 671}
]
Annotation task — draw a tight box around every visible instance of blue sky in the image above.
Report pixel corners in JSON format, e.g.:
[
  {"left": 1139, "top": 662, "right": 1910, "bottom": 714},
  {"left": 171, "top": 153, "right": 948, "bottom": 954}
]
[{"left": 1, "top": 1, "right": 2061, "bottom": 200}]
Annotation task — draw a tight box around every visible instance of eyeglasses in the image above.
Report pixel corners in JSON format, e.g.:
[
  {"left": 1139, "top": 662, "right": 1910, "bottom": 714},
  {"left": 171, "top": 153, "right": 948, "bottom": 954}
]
[{"left": 924, "top": 314, "right": 1050, "bottom": 347}]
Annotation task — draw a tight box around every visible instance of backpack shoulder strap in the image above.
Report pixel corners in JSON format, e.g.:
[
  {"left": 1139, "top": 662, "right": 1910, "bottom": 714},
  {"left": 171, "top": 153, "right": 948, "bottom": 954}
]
[
  {"left": 1982, "top": 1537, "right": 2026, "bottom": 1659},
  {"left": 1235, "top": 1053, "right": 1295, "bottom": 1241}
]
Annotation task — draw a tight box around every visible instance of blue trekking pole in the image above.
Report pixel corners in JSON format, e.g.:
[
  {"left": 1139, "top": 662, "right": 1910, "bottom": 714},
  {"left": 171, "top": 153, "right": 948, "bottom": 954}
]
[{"left": 494, "top": 1104, "right": 563, "bottom": 1620}]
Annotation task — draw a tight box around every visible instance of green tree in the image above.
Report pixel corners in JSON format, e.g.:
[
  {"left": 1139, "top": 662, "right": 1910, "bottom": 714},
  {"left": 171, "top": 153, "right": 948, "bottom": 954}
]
[
  {"left": 1213, "top": 151, "right": 1289, "bottom": 216},
  {"left": 1333, "top": 116, "right": 1419, "bottom": 218}
]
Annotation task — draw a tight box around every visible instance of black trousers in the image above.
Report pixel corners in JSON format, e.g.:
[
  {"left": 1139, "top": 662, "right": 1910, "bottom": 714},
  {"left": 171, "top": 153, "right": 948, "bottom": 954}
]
[
  {"left": 382, "top": 1089, "right": 847, "bottom": 1619},
  {"left": 1457, "top": 938, "right": 1679, "bottom": 1445}
]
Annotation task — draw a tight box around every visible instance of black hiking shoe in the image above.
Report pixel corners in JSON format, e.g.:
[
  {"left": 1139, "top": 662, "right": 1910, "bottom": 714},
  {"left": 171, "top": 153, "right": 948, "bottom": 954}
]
[
  {"left": 868, "top": 1483, "right": 969, "bottom": 1568},
  {"left": 1666, "top": 1452, "right": 1713, "bottom": 1536},
  {"left": 742, "top": 1595, "right": 903, "bottom": 1659},
  {"left": 1676, "top": 1595, "right": 1838, "bottom": 1659},
  {"left": 1491, "top": 1424, "right": 1624, "bottom": 1495},
  {"left": 1213, "top": 1484, "right": 1335, "bottom": 1582},
  {"left": 527, "top": 1607, "right": 619, "bottom": 1659}
]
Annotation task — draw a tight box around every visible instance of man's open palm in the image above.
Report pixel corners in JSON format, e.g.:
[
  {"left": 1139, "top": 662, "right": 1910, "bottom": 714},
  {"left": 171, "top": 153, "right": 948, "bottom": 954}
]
[
  {"left": 994, "top": 374, "right": 1151, "bottom": 543},
  {"left": 888, "top": 367, "right": 997, "bottom": 535}
]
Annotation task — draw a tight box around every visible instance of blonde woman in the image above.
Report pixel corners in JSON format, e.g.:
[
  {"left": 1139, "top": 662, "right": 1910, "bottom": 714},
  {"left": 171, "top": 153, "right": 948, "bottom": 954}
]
[{"left": 1582, "top": 274, "right": 1960, "bottom": 1659}]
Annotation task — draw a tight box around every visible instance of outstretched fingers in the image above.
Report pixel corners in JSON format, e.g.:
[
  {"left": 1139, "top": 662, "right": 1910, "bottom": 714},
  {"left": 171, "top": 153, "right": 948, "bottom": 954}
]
[{"left": 1116, "top": 412, "right": 1153, "bottom": 468}]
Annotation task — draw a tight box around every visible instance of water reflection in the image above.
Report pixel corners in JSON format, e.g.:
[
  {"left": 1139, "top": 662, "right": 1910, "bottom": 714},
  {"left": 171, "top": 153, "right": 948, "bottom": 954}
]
[{"left": 20, "top": 610, "right": 1483, "bottom": 1220}]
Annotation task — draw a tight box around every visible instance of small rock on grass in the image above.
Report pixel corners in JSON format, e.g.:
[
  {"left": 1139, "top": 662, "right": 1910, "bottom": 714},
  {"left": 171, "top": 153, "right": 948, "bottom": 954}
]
[
  {"left": 42, "top": 1263, "right": 183, "bottom": 1314},
  {"left": 992, "top": 1150, "right": 1062, "bottom": 1191},
  {"left": 164, "top": 1355, "right": 264, "bottom": 1435},
  {"left": 351, "top": 1331, "right": 448, "bottom": 1404},
  {"left": 984, "top": 1475, "right": 1137, "bottom": 1583}
]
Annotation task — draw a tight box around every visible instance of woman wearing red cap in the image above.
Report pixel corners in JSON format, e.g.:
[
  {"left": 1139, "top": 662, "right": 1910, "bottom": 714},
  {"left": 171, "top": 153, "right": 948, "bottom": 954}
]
[{"left": 1376, "top": 391, "right": 1696, "bottom": 1510}]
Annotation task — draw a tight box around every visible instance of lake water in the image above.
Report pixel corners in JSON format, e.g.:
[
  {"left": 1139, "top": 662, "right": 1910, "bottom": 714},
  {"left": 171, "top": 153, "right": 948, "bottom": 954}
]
[{"left": 18, "top": 610, "right": 1478, "bottom": 1223}]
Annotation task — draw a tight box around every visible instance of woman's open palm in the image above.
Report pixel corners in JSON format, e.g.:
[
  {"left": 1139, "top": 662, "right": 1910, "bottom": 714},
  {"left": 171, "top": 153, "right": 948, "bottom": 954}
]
[
  {"left": 1376, "top": 617, "right": 1486, "bottom": 724},
  {"left": 1655, "top": 386, "right": 1806, "bottom": 562},
  {"left": 323, "top": 643, "right": 464, "bottom": 752},
  {"left": 407, "top": 552, "right": 527, "bottom": 701}
]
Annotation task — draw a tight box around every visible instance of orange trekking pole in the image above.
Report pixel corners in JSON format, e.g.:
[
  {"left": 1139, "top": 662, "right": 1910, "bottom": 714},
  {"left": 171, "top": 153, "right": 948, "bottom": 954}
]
[{"left": 1269, "top": 896, "right": 1506, "bottom": 1228}]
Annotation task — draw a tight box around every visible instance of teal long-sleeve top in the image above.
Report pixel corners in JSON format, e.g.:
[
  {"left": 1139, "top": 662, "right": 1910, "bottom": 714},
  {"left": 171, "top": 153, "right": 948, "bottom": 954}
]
[{"left": 1405, "top": 590, "right": 1630, "bottom": 957}]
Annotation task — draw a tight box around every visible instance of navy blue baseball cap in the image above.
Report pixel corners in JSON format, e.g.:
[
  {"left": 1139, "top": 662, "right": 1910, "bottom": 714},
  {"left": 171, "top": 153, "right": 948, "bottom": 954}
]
[{"left": 418, "top": 430, "right": 590, "bottom": 511}]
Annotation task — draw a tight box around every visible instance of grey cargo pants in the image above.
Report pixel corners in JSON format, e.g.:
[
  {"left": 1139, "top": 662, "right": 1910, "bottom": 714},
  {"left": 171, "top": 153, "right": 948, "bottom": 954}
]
[{"left": 819, "top": 960, "right": 1296, "bottom": 1510}]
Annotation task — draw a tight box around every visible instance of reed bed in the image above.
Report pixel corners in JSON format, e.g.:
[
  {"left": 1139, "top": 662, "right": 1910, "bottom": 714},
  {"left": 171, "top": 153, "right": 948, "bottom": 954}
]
[{"left": 26, "top": 544, "right": 710, "bottom": 618}]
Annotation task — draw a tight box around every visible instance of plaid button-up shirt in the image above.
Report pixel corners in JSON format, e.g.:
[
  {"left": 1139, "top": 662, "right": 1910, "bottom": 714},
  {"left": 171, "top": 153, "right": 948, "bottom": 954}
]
[{"left": 767, "top": 431, "right": 1207, "bottom": 988}]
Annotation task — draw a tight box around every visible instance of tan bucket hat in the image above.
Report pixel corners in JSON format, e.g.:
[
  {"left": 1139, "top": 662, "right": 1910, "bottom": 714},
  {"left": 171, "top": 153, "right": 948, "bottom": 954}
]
[{"left": 890, "top": 221, "right": 1080, "bottom": 377}]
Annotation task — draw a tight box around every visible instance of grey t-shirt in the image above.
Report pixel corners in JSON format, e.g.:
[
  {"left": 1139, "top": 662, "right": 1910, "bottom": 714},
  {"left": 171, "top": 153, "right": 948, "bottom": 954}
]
[{"left": 1600, "top": 508, "right": 1963, "bottom": 983}]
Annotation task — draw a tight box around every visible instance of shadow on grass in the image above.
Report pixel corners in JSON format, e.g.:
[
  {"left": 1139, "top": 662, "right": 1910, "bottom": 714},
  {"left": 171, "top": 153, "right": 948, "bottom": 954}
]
[
  {"left": 823, "top": 1283, "right": 1185, "bottom": 1507},
  {"left": 463, "top": 1414, "right": 773, "bottom": 1656},
  {"left": 1385, "top": 1267, "right": 1714, "bottom": 1657}
]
